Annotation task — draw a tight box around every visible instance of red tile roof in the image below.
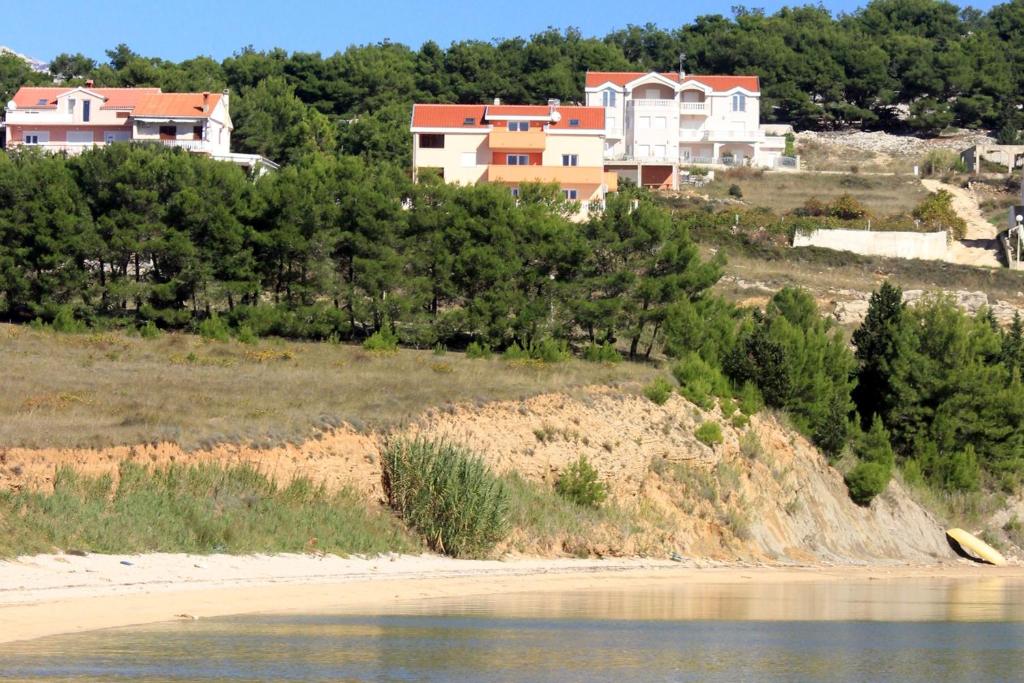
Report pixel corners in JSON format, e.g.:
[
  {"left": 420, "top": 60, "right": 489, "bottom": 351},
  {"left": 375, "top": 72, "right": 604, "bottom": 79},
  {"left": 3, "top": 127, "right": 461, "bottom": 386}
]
[
  {"left": 411, "top": 104, "right": 604, "bottom": 130},
  {"left": 586, "top": 71, "right": 759, "bottom": 92},
  {"left": 411, "top": 104, "right": 489, "bottom": 128},
  {"left": 132, "top": 92, "right": 222, "bottom": 118},
  {"left": 9, "top": 86, "right": 219, "bottom": 115},
  {"left": 548, "top": 106, "right": 604, "bottom": 130}
]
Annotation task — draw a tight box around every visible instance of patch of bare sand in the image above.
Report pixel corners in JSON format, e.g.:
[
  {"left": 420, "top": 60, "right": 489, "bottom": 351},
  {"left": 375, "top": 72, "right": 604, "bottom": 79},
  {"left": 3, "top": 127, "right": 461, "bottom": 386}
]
[{"left": 1, "top": 553, "right": 1021, "bottom": 645}]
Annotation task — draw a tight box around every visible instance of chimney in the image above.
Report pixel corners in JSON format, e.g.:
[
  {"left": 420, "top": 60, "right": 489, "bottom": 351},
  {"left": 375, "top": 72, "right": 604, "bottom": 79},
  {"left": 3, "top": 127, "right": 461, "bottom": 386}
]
[
  {"left": 493, "top": 97, "right": 500, "bottom": 105},
  {"left": 202, "top": 91, "right": 210, "bottom": 113},
  {"left": 221, "top": 88, "right": 230, "bottom": 114},
  {"left": 85, "top": 79, "right": 94, "bottom": 88}
]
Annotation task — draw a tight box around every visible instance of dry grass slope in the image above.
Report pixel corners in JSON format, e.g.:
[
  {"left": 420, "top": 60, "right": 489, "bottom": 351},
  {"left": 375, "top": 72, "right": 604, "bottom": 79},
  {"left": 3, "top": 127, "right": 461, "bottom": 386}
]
[{"left": 0, "top": 325, "right": 659, "bottom": 450}]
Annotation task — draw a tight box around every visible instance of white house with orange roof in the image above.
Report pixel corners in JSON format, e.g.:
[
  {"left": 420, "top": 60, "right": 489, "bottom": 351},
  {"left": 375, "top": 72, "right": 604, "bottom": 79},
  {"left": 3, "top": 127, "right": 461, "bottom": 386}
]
[
  {"left": 3, "top": 82, "right": 277, "bottom": 172},
  {"left": 410, "top": 100, "right": 617, "bottom": 219},
  {"left": 585, "top": 70, "right": 790, "bottom": 188}
]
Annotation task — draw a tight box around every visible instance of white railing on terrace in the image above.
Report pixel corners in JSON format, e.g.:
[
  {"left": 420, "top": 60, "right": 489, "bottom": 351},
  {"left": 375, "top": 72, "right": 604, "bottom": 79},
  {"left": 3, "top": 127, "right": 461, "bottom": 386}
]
[
  {"left": 11, "top": 139, "right": 215, "bottom": 153},
  {"left": 605, "top": 153, "right": 680, "bottom": 164},
  {"left": 678, "top": 130, "right": 710, "bottom": 141},
  {"left": 628, "top": 98, "right": 677, "bottom": 109},
  {"left": 706, "top": 129, "right": 763, "bottom": 142},
  {"left": 679, "top": 102, "right": 707, "bottom": 113}
]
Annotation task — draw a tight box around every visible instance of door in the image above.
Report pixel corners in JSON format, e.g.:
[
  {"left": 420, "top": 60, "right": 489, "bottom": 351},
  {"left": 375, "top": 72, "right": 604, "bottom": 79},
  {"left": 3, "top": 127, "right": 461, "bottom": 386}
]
[
  {"left": 82, "top": 100, "right": 91, "bottom": 122},
  {"left": 159, "top": 125, "right": 176, "bottom": 141},
  {"left": 104, "top": 131, "right": 130, "bottom": 144}
]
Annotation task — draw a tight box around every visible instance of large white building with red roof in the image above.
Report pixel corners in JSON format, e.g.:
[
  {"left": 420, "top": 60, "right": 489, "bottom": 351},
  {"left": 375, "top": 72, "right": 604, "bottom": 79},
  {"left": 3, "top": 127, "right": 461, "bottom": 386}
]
[
  {"left": 410, "top": 100, "right": 617, "bottom": 218},
  {"left": 3, "top": 82, "right": 277, "bottom": 172},
  {"left": 585, "top": 70, "right": 788, "bottom": 188}
]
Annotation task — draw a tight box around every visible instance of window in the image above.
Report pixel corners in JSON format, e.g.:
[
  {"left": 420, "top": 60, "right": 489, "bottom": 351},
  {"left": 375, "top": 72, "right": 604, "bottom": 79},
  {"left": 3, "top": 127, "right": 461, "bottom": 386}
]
[
  {"left": 638, "top": 116, "right": 650, "bottom": 128},
  {"left": 507, "top": 121, "right": 529, "bottom": 132},
  {"left": 507, "top": 154, "right": 529, "bottom": 165},
  {"left": 460, "top": 152, "right": 476, "bottom": 167},
  {"left": 562, "top": 189, "right": 578, "bottom": 200},
  {"left": 193, "top": 125, "right": 203, "bottom": 141},
  {"left": 82, "top": 100, "right": 90, "bottom": 122},
  {"left": 24, "top": 134, "right": 40, "bottom": 144},
  {"left": 67, "top": 131, "right": 93, "bottom": 144},
  {"left": 653, "top": 116, "right": 667, "bottom": 129},
  {"left": 569, "top": 119, "right": 580, "bottom": 127},
  {"left": 419, "top": 134, "right": 445, "bottom": 149},
  {"left": 36, "top": 98, "right": 49, "bottom": 106},
  {"left": 68, "top": 98, "right": 76, "bottom": 115},
  {"left": 732, "top": 93, "right": 746, "bottom": 112},
  {"left": 607, "top": 115, "right": 616, "bottom": 129},
  {"left": 602, "top": 89, "right": 617, "bottom": 107},
  {"left": 562, "top": 154, "right": 578, "bottom": 167},
  {"left": 645, "top": 88, "right": 660, "bottom": 99},
  {"left": 463, "top": 117, "right": 476, "bottom": 126},
  {"left": 159, "top": 125, "right": 176, "bottom": 140}
]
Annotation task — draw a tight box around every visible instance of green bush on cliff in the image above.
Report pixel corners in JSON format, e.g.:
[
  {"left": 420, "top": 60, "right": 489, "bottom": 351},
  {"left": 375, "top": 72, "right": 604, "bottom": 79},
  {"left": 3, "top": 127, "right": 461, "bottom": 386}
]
[
  {"left": 555, "top": 456, "right": 607, "bottom": 509},
  {"left": 844, "top": 462, "right": 890, "bottom": 506},
  {"left": 381, "top": 439, "right": 509, "bottom": 558}
]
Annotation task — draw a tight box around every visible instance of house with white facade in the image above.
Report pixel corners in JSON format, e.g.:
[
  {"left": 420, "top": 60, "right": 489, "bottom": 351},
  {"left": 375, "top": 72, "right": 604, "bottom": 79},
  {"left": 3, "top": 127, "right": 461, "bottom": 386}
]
[
  {"left": 410, "top": 100, "right": 617, "bottom": 219},
  {"left": 585, "top": 71, "right": 789, "bottom": 189},
  {"left": 3, "top": 82, "right": 277, "bottom": 173}
]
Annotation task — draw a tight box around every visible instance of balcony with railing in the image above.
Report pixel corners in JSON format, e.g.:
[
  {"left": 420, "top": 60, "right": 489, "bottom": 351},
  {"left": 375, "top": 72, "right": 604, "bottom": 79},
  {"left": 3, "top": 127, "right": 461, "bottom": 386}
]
[
  {"left": 486, "top": 164, "right": 605, "bottom": 185},
  {"left": 488, "top": 129, "right": 546, "bottom": 151},
  {"left": 628, "top": 98, "right": 677, "bottom": 110},
  {"left": 706, "top": 129, "right": 763, "bottom": 143},
  {"left": 679, "top": 101, "right": 708, "bottom": 114}
]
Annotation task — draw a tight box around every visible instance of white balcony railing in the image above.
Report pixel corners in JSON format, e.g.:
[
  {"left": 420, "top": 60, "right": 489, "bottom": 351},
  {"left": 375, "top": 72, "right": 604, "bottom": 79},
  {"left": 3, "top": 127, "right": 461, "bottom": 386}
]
[
  {"left": 11, "top": 139, "right": 215, "bottom": 154},
  {"left": 628, "top": 98, "right": 677, "bottom": 109},
  {"left": 678, "top": 130, "right": 710, "bottom": 141},
  {"left": 679, "top": 102, "right": 707, "bottom": 113},
  {"left": 706, "top": 129, "right": 763, "bottom": 143}
]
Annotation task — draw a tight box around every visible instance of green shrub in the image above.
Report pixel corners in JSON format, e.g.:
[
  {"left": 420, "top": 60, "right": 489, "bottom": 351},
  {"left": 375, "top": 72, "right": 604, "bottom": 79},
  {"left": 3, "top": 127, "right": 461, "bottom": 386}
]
[
  {"left": 912, "top": 190, "right": 967, "bottom": 239},
  {"left": 728, "top": 184, "right": 743, "bottom": 198},
  {"left": 731, "top": 413, "right": 750, "bottom": 429},
  {"left": 529, "top": 338, "right": 571, "bottom": 363},
  {"left": 432, "top": 343, "right": 447, "bottom": 356},
  {"left": 784, "top": 132, "right": 796, "bottom": 157},
  {"left": 503, "top": 342, "right": 530, "bottom": 360},
  {"left": 197, "top": 314, "right": 231, "bottom": 342},
  {"left": 643, "top": 377, "right": 674, "bottom": 405},
  {"left": 139, "top": 320, "right": 161, "bottom": 339},
  {"left": 582, "top": 341, "right": 621, "bottom": 363},
  {"left": 465, "top": 341, "right": 492, "bottom": 359},
  {"left": 555, "top": 456, "right": 608, "bottom": 509},
  {"left": 381, "top": 439, "right": 509, "bottom": 558},
  {"left": 363, "top": 325, "right": 399, "bottom": 353},
  {"left": 845, "top": 461, "right": 890, "bottom": 506},
  {"left": 678, "top": 377, "right": 715, "bottom": 410},
  {"left": 51, "top": 306, "right": 86, "bottom": 333},
  {"left": 235, "top": 324, "right": 258, "bottom": 345},
  {"left": 741, "top": 378, "right": 765, "bottom": 417},
  {"left": 672, "top": 353, "right": 731, "bottom": 400},
  {"left": 696, "top": 421, "right": 724, "bottom": 446}
]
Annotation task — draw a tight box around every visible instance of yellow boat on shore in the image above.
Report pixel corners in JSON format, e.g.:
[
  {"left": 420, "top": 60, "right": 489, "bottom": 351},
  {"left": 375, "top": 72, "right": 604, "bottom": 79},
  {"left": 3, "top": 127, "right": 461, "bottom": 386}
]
[{"left": 946, "top": 528, "right": 1008, "bottom": 566}]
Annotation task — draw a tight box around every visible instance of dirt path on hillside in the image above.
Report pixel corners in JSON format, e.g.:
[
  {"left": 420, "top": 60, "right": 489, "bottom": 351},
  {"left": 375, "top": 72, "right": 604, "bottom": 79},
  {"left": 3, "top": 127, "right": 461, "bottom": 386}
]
[{"left": 920, "top": 179, "right": 1003, "bottom": 268}]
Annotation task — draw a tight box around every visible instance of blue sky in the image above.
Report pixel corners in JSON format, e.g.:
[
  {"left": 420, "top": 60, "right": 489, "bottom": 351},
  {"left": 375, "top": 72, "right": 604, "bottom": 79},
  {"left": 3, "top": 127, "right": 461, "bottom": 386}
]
[{"left": 9, "top": 0, "right": 1002, "bottom": 63}]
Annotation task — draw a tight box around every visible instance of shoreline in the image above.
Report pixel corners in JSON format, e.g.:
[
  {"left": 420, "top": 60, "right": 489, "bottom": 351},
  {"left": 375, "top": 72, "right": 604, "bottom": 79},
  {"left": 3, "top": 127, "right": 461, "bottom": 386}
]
[{"left": 1, "top": 553, "right": 1022, "bottom": 645}]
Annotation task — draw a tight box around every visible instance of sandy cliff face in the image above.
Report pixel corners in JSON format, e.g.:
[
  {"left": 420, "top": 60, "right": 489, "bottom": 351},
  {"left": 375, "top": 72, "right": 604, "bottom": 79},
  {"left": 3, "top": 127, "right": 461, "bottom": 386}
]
[{"left": 0, "top": 388, "right": 953, "bottom": 564}]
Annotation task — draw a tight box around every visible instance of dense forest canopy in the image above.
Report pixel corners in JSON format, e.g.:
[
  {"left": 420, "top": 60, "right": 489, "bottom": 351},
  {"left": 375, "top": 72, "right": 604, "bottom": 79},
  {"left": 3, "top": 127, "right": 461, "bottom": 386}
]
[{"left": 4, "top": 0, "right": 1024, "bottom": 166}]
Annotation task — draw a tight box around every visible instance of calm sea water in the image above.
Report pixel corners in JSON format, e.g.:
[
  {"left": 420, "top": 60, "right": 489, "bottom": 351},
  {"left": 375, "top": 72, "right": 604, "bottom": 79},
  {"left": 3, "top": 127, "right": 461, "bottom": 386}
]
[{"left": 2, "top": 577, "right": 1023, "bottom": 682}]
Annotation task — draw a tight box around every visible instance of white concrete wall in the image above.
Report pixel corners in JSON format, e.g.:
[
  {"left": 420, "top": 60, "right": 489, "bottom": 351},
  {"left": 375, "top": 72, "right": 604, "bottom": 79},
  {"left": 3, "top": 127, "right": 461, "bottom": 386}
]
[
  {"left": 543, "top": 132, "right": 605, "bottom": 167},
  {"left": 793, "top": 229, "right": 948, "bottom": 261},
  {"left": 412, "top": 131, "right": 490, "bottom": 185}
]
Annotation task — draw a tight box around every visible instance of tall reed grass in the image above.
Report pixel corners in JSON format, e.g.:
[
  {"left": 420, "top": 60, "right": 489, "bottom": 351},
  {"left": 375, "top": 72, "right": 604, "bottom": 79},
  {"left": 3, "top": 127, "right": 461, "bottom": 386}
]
[
  {"left": 381, "top": 439, "right": 509, "bottom": 558},
  {"left": 0, "top": 462, "right": 416, "bottom": 557}
]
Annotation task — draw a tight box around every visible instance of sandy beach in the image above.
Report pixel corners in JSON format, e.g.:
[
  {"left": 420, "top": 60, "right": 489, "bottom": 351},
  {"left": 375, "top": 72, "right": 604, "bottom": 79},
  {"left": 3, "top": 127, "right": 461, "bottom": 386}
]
[{"left": 2, "top": 553, "right": 1022, "bottom": 645}]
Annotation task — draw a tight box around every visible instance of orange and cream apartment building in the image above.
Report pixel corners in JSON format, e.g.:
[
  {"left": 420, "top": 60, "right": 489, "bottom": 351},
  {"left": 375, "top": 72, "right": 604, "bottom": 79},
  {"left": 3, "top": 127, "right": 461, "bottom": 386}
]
[
  {"left": 410, "top": 100, "right": 617, "bottom": 218},
  {"left": 3, "top": 82, "right": 277, "bottom": 172}
]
